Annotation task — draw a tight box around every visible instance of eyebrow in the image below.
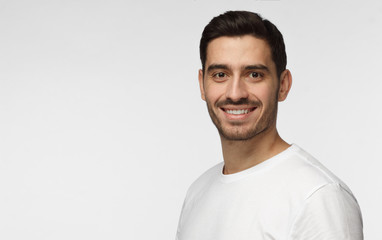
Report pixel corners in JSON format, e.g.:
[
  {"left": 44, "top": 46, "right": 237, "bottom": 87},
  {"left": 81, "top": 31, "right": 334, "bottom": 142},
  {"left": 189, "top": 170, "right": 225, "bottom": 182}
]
[
  {"left": 243, "top": 64, "right": 270, "bottom": 72},
  {"left": 206, "top": 64, "right": 270, "bottom": 73},
  {"left": 206, "top": 64, "right": 229, "bottom": 73}
]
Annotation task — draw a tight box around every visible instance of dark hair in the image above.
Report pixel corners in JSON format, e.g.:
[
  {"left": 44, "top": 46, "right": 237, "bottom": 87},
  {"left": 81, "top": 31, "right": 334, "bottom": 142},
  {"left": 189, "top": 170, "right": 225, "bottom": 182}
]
[{"left": 200, "top": 11, "right": 287, "bottom": 77}]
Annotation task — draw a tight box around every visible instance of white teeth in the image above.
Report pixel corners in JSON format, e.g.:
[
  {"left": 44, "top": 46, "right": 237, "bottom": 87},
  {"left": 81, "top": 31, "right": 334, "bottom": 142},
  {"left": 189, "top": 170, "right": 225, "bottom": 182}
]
[{"left": 226, "top": 109, "right": 249, "bottom": 115}]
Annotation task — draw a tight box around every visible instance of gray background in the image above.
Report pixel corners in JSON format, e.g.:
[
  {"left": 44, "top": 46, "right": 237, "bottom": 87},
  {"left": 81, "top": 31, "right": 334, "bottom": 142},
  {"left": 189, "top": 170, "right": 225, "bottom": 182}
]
[{"left": 0, "top": 0, "right": 381, "bottom": 239}]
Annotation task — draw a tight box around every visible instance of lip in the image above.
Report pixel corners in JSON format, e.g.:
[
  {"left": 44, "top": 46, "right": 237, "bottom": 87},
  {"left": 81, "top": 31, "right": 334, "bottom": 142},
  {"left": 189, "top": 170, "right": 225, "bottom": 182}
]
[{"left": 220, "top": 106, "right": 257, "bottom": 120}]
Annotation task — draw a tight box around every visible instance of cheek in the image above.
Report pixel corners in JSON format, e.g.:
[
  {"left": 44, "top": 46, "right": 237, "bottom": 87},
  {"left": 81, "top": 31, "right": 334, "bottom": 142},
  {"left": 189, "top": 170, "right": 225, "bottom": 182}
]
[
  {"left": 204, "top": 84, "right": 226, "bottom": 103},
  {"left": 250, "top": 85, "right": 277, "bottom": 105}
]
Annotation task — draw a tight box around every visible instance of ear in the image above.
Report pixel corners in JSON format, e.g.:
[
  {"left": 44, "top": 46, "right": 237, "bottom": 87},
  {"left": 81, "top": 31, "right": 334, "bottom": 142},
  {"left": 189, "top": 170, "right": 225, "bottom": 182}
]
[
  {"left": 198, "top": 69, "right": 206, "bottom": 101},
  {"left": 278, "top": 69, "right": 292, "bottom": 102}
]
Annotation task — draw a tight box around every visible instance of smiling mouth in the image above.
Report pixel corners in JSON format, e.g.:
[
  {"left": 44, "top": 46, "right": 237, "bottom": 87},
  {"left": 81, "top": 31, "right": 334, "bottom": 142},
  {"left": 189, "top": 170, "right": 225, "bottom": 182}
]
[{"left": 221, "top": 107, "right": 257, "bottom": 115}]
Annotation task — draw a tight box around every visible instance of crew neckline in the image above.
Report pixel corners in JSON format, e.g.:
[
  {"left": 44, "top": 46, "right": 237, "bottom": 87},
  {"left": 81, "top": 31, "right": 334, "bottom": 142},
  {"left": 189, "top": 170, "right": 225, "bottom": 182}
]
[{"left": 219, "top": 144, "right": 298, "bottom": 183}]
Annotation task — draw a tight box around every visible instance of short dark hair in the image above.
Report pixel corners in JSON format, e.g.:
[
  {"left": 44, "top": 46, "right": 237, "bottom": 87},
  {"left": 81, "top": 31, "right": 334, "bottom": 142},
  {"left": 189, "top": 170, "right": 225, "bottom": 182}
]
[{"left": 200, "top": 11, "right": 287, "bottom": 78}]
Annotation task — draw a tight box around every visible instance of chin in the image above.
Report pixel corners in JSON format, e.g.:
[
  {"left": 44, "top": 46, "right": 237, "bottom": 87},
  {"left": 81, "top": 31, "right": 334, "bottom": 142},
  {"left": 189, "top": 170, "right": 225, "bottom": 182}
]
[{"left": 218, "top": 127, "right": 259, "bottom": 141}]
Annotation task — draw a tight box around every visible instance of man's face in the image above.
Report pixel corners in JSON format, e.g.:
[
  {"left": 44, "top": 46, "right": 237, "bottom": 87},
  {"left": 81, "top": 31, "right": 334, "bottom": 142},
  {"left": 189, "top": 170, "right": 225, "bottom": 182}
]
[{"left": 199, "top": 35, "right": 284, "bottom": 141}]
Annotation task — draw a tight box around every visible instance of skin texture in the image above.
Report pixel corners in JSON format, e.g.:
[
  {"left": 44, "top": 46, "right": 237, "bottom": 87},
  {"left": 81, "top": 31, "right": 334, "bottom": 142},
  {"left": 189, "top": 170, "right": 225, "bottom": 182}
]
[{"left": 198, "top": 35, "right": 293, "bottom": 174}]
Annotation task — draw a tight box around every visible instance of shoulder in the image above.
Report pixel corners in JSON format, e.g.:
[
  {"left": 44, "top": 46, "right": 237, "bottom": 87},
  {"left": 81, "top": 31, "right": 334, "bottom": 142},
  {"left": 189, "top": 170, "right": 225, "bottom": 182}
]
[
  {"left": 284, "top": 145, "right": 363, "bottom": 239},
  {"left": 184, "top": 162, "right": 223, "bottom": 199},
  {"left": 282, "top": 144, "right": 354, "bottom": 198}
]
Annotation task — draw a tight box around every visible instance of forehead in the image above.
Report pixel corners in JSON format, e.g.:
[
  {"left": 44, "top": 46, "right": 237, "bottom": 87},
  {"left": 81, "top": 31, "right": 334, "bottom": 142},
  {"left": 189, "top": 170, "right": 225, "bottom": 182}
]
[{"left": 206, "top": 35, "right": 273, "bottom": 69}]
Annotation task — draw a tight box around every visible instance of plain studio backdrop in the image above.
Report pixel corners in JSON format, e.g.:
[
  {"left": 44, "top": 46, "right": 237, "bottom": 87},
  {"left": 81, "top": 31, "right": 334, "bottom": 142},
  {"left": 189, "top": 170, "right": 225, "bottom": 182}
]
[{"left": 0, "top": 0, "right": 381, "bottom": 239}]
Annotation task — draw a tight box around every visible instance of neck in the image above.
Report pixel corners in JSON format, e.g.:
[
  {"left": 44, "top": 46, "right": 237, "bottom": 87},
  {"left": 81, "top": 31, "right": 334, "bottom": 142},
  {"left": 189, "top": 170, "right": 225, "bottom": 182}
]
[{"left": 220, "top": 127, "right": 290, "bottom": 174}]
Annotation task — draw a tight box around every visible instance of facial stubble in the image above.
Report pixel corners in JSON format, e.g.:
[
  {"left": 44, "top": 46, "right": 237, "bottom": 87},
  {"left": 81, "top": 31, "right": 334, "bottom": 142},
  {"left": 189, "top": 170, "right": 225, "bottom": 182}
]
[{"left": 205, "top": 92, "right": 279, "bottom": 142}]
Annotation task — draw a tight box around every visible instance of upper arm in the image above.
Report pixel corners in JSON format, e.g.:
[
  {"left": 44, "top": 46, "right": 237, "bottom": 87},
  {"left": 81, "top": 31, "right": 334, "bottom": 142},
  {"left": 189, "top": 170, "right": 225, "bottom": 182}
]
[{"left": 288, "top": 183, "right": 363, "bottom": 240}]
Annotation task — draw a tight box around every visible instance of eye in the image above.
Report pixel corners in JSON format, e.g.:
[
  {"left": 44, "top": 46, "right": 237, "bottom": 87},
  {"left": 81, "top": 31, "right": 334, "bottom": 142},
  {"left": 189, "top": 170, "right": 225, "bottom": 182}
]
[
  {"left": 214, "top": 72, "right": 226, "bottom": 78},
  {"left": 249, "top": 72, "right": 261, "bottom": 78}
]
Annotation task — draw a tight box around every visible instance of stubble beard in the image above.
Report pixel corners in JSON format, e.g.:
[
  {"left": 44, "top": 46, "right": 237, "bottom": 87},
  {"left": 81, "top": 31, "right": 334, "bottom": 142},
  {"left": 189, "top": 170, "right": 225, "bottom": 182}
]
[{"left": 206, "top": 98, "right": 278, "bottom": 141}]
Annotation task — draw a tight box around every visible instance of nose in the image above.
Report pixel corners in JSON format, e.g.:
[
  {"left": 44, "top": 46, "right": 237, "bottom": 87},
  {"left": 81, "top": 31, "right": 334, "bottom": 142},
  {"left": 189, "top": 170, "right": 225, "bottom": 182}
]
[{"left": 225, "top": 76, "right": 249, "bottom": 102}]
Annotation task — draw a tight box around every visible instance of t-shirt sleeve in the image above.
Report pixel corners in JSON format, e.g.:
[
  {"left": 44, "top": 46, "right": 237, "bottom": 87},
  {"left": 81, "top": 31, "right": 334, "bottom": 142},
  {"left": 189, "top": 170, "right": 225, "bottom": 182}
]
[{"left": 288, "top": 183, "right": 363, "bottom": 240}]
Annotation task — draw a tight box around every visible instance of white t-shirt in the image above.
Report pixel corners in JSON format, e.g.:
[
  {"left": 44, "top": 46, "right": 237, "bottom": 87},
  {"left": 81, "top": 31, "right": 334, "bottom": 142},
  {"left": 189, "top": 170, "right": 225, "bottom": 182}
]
[{"left": 176, "top": 144, "right": 363, "bottom": 240}]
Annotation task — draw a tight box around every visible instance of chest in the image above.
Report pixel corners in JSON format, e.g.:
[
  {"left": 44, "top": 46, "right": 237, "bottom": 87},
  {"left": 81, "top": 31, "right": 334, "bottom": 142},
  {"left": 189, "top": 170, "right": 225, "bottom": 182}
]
[{"left": 178, "top": 181, "right": 299, "bottom": 240}]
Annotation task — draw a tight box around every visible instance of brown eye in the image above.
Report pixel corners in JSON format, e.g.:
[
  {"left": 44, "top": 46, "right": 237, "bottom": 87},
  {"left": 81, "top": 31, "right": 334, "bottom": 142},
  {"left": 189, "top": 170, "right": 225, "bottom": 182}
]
[
  {"left": 250, "top": 72, "right": 260, "bottom": 78},
  {"left": 215, "top": 72, "right": 226, "bottom": 78}
]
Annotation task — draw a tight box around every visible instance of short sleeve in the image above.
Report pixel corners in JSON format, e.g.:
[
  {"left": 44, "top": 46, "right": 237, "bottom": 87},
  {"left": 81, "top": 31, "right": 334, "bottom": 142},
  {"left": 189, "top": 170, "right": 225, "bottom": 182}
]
[{"left": 288, "top": 183, "right": 363, "bottom": 240}]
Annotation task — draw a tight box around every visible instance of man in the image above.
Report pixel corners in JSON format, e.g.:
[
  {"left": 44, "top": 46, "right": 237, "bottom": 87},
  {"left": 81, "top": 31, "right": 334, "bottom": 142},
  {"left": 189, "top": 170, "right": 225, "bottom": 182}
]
[{"left": 176, "top": 11, "right": 363, "bottom": 240}]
